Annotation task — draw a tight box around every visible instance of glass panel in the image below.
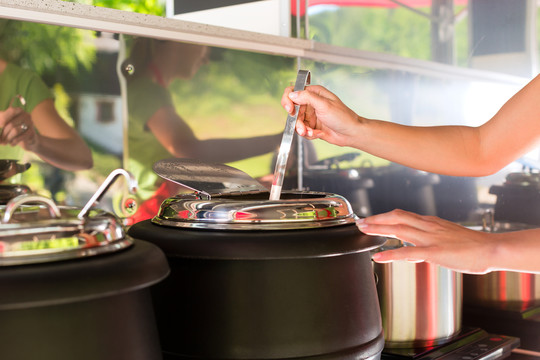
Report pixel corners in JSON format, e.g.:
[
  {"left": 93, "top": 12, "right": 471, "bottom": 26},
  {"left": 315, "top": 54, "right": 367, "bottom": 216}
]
[
  {"left": 0, "top": 13, "right": 536, "bottom": 229},
  {"left": 119, "top": 36, "right": 296, "bottom": 222},
  {"left": 304, "top": 0, "right": 537, "bottom": 77},
  {"left": 0, "top": 19, "right": 122, "bottom": 208},
  {"left": 292, "top": 59, "right": 524, "bottom": 222},
  {"left": 306, "top": 4, "right": 435, "bottom": 60}
]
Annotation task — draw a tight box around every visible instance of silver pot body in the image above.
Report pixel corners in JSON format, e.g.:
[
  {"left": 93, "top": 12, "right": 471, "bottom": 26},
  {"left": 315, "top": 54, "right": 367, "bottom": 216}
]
[
  {"left": 464, "top": 271, "right": 540, "bottom": 311},
  {"left": 463, "top": 221, "right": 540, "bottom": 311},
  {"left": 373, "top": 260, "right": 463, "bottom": 348}
]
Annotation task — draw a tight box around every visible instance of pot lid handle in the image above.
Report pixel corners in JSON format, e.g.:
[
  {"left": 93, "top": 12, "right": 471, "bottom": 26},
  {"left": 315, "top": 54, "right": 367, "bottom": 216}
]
[
  {"left": 78, "top": 169, "right": 138, "bottom": 219},
  {"left": 2, "top": 194, "right": 61, "bottom": 224}
]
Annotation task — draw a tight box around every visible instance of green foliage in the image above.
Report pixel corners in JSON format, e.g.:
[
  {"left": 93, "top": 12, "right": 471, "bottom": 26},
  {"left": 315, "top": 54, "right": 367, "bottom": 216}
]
[
  {"left": 64, "top": 0, "right": 165, "bottom": 15},
  {"left": 0, "top": 19, "right": 95, "bottom": 76},
  {"left": 309, "top": 7, "right": 432, "bottom": 60}
]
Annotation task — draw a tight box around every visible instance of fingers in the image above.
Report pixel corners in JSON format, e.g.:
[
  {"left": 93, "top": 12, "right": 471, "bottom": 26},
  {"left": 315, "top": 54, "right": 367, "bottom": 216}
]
[
  {"left": 372, "top": 247, "right": 426, "bottom": 263},
  {"left": 362, "top": 208, "right": 424, "bottom": 225},
  {"left": 287, "top": 85, "right": 332, "bottom": 107},
  {"left": 357, "top": 209, "right": 423, "bottom": 238},
  {"left": 358, "top": 222, "right": 422, "bottom": 246},
  {"left": 0, "top": 110, "right": 34, "bottom": 146},
  {"left": 281, "top": 86, "right": 296, "bottom": 115}
]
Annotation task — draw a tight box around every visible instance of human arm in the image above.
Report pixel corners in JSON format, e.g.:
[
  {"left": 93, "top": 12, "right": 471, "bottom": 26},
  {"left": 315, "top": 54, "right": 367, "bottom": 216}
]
[
  {"left": 147, "top": 105, "right": 281, "bottom": 163},
  {"left": 282, "top": 75, "right": 540, "bottom": 177},
  {"left": 0, "top": 99, "right": 93, "bottom": 171},
  {"left": 356, "top": 209, "right": 540, "bottom": 274}
]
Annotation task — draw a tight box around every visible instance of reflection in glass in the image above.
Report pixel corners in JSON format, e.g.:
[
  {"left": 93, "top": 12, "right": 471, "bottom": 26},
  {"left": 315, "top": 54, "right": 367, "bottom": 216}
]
[
  {"left": 121, "top": 37, "right": 295, "bottom": 223},
  {"left": 0, "top": 19, "right": 98, "bottom": 205},
  {"left": 0, "top": 19, "right": 127, "bottom": 209}
]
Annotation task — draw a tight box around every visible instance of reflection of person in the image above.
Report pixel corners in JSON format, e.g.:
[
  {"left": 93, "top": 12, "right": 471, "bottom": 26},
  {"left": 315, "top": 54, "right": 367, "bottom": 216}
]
[
  {"left": 0, "top": 58, "right": 93, "bottom": 172},
  {"left": 124, "top": 38, "right": 282, "bottom": 222},
  {"left": 282, "top": 75, "right": 540, "bottom": 274}
]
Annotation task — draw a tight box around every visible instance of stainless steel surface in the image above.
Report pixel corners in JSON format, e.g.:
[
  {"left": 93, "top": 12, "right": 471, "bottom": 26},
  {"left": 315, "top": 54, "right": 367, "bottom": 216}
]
[
  {"left": 2, "top": 194, "right": 61, "bottom": 223},
  {"left": 153, "top": 190, "right": 358, "bottom": 230},
  {"left": 78, "top": 168, "right": 138, "bottom": 219},
  {"left": 153, "top": 158, "right": 268, "bottom": 198},
  {"left": 0, "top": 184, "right": 31, "bottom": 205},
  {"left": 0, "top": 194, "right": 133, "bottom": 266},
  {"left": 0, "top": 160, "right": 30, "bottom": 182},
  {"left": 464, "top": 218, "right": 540, "bottom": 311},
  {"left": 0, "top": 169, "right": 137, "bottom": 266},
  {"left": 373, "top": 240, "right": 462, "bottom": 347},
  {"left": 269, "top": 69, "right": 311, "bottom": 200}
]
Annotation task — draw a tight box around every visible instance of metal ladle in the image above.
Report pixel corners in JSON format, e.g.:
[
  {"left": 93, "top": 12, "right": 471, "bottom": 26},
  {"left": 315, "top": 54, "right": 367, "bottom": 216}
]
[{"left": 269, "top": 69, "right": 310, "bottom": 200}]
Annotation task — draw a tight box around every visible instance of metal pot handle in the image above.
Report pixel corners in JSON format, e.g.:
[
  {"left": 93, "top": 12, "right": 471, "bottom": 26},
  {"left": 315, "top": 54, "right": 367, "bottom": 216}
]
[
  {"left": 77, "top": 168, "right": 137, "bottom": 219},
  {"left": 2, "top": 194, "right": 61, "bottom": 224}
]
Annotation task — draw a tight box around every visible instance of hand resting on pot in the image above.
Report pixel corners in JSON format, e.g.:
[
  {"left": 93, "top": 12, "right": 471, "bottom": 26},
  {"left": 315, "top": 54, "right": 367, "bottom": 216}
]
[{"left": 357, "top": 209, "right": 540, "bottom": 275}]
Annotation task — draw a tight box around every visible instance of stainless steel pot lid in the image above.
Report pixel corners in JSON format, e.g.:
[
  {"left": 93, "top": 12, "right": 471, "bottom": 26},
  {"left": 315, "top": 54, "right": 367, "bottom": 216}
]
[
  {"left": 153, "top": 158, "right": 268, "bottom": 197},
  {"left": 153, "top": 190, "right": 357, "bottom": 230},
  {"left": 152, "top": 158, "right": 358, "bottom": 230},
  {"left": 0, "top": 184, "right": 31, "bottom": 205},
  {"left": 0, "top": 194, "right": 133, "bottom": 266},
  {"left": 0, "top": 167, "right": 139, "bottom": 266}
]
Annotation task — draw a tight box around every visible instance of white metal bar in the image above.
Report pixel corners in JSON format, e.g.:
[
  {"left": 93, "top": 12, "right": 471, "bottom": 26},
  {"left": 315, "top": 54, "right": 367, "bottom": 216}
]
[{"left": 0, "top": 0, "right": 530, "bottom": 86}]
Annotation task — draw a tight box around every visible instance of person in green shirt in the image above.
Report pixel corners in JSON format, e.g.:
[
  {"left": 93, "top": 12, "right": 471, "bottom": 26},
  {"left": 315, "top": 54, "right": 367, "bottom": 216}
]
[
  {"left": 123, "top": 38, "right": 283, "bottom": 222},
  {"left": 0, "top": 58, "right": 93, "bottom": 173}
]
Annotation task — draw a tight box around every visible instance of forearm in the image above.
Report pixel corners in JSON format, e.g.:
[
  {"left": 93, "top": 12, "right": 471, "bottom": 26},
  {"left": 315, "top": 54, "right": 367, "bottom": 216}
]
[
  {"left": 350, "top": 118, "right": 496, "bottom": 176},
  {"left": 29, "top": 135, "right": 93, "bottom": 171},
  {"left": 172, "top": 134, "right": 281, "bottom": 164},
  {"left": 491, "top": 230, "right": 540, "bottom": 273}
]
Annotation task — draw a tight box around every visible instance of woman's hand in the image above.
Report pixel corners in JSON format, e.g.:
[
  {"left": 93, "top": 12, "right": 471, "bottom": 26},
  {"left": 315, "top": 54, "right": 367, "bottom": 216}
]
[
  {"left": 281, "top": 85, "right": 363, "bottom": 147},
  {"left": 357, "top": 209, "right": 500, "bottom": 274},
  {"left": 0, "top": 106, "right": 39, "bottom": 151}
]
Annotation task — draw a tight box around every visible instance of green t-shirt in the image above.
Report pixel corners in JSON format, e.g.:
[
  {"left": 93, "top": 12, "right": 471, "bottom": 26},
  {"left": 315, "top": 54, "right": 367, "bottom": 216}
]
[
  {"left": 126, "top": 76, "right": 173, "bottom": 200},
  {"left": 0, "top": 62, "right": 52, "bottom": 161}
]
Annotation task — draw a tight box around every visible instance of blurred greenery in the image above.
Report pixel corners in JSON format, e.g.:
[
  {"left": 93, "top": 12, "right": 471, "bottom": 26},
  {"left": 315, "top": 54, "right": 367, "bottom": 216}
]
[
  {"left": 0, "top": 19, "right": 95, "bottom": 75},
  {"left": 167, "top": 48, "right": 296, "bottom": 177},
  {"left": 309, "top": 7, "right": 432, "bottom": 60},
  {"left": 64, "top": 0, "right": 165, "bottom": 15},
  {"left": 307, "top": 5, "right": 472, "bottom": 66}
]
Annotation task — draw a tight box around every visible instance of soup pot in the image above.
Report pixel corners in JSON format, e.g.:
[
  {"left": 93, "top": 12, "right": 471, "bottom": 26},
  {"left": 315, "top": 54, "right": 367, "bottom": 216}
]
[
  {"left": 365, "top": 164, "right": 440, "bottom": 216},
  {"left": 489, "top": 171, "right": 540, "bottom": 226},
  {"left": 373, "top": 239, "right": 463, "bottom": 348},
  {"left": 0, "top": 170, "right": 170, "bottom": 360},
  {"left": 128, "top": 158, "right": 386, "bottom": 360}
]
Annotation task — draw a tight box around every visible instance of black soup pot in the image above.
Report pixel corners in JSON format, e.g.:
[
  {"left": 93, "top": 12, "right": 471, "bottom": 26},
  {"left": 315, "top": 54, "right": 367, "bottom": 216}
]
[
  {"left": 0, "top": 172, "right": 170, "bottom": 360},
  {"left": 128, "top": 189, "right": 386, "bottom": 360},
  {"left": 489, "top": 172, "right": 540, "bottom": 225}
]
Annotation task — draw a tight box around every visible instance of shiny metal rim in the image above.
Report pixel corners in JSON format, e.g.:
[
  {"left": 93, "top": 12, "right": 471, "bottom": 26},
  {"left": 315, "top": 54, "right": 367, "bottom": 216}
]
[{"left": 0, "top": 237, "right": 134, "bottom": 266}]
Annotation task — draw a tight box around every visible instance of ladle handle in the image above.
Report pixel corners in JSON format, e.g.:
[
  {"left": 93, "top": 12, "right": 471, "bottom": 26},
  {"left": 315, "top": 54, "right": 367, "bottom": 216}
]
[{"left": 269, "top": 69, "right": 311, "bottom": 200}]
